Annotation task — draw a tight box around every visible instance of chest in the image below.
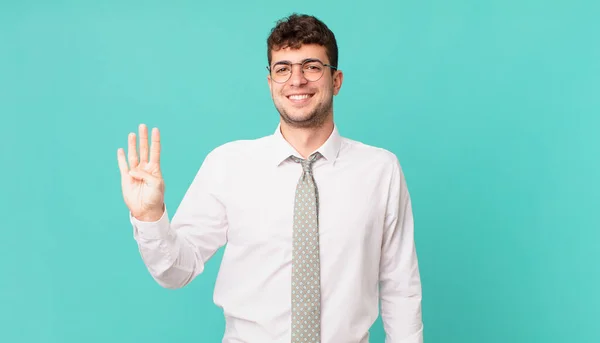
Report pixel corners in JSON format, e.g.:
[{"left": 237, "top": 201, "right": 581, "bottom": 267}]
[{"left": 222, "top": 162, "right": 388, "bottom": 250}]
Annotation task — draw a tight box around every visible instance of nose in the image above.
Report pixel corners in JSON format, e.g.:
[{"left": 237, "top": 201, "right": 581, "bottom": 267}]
[{"left": 289, "top": 64, "right": 308, "bottom": 87}]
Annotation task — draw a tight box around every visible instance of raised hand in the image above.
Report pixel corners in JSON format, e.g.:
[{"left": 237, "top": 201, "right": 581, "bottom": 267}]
[{"left": 117, "top": 124, "right": 165, "bottom": 222}]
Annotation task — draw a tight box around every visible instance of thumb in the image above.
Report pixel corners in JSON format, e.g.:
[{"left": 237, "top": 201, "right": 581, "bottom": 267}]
[{"left": 129, "top": 169, "right": 160, "bottom": 186}]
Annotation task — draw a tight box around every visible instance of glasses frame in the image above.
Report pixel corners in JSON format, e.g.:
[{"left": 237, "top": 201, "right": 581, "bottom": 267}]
[{"left": 266, "top": 58, "right": 337, "bottom": 84}]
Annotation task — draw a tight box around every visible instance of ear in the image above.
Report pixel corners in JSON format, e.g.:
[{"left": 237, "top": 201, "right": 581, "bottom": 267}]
[{"left": 332, "top": 70, "right": 343, "bottom": 95}]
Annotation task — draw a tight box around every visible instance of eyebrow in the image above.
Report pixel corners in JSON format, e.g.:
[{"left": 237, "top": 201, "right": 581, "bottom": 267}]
[{"left": 272, "top": 58, "right": 322, "bottom": 66}]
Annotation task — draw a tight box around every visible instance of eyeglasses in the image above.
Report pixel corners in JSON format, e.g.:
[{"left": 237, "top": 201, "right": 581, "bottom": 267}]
[{"left": 267, "top": 58, "right": 337, "bottom": 83}]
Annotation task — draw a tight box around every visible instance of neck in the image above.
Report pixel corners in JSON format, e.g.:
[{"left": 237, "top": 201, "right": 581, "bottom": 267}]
[{"left": 280, "top": 118, "right": 334, "bottom": 159}]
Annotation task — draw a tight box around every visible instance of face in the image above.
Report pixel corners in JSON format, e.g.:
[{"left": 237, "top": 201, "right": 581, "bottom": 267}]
[{"left": 267, "top": 44, "right": 343, "bottom": 129}]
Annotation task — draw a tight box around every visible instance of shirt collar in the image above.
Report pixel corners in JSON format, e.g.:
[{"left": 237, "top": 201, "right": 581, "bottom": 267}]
[{"left": 271, "top": 123, "right": 342, "bottom": 166}]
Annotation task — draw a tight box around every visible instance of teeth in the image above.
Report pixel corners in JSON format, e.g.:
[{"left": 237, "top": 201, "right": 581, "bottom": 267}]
[{"left": 289, "top": 94, "right": 311, "bottom": 100}]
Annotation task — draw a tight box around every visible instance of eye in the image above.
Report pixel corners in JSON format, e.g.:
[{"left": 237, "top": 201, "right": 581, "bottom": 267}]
[
  {"left": 303, "top": 62, "right": 323, "bottom": 72},
  {"left": 274, "top": 65, "right": 291, "bottom": 74}
]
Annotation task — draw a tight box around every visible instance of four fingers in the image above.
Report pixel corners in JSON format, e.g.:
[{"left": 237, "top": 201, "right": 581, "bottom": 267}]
[{"left": 119, "top": 124, "right": 161, "bottom": 173}]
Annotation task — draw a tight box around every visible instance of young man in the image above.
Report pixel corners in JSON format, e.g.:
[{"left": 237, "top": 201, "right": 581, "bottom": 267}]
[{"left": 117, "top": 13, "right": 423, "bottom": 343}]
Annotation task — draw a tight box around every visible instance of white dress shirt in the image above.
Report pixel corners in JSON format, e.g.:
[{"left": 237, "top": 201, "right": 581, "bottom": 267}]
[{"left": 130, "top": 124, "right": 423, "bottom": 343}]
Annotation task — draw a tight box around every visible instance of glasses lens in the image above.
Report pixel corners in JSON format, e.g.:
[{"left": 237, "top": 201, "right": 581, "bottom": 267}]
[
  {"left": 271, "top": 64, "right": 291, "bottom": 83},
  {"left": 302, "top": 61, "right": 324, "bottom": 81}
]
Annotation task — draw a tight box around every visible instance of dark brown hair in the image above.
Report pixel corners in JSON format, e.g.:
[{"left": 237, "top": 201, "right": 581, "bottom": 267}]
[{"left": 267, "top": 13, "right": 338, "bottom": 70}]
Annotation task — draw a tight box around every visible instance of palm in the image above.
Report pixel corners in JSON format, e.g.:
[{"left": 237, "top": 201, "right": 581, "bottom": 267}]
[
  {"left": 123, "top": 159, "right": 162, "bottom": 214},
  {"left": 117, "top": 124, "right": 165, "bottom": 220}
]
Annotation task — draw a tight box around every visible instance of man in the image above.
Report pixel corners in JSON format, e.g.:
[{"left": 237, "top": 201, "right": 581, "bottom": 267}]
[{"left": 117, "top": 13, "right": 423, "bottom": 343}]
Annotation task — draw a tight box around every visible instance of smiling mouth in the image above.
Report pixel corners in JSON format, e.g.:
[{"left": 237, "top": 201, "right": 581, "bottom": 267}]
[{"left": 287, "top": 94, "right": 314, "bottom": 102}]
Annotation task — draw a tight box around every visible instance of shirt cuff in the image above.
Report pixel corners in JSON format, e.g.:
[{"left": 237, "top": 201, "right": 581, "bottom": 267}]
[{"left": 130, "top": 206, "right": 170, "bottom": 240}]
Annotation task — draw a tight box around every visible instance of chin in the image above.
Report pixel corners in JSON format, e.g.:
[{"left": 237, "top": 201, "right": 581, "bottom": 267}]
[
  {"left": 283, "top": 114, "right": 315, "bottom": 125},
  {"left": 274, "top": 97, "right": 332, "bottom": 128},
  {"left": 286, "top": 110, "right": 315, "bottom": 122},
  {"left": 280, "top": 110, "right": 328, "bottom": 128}
]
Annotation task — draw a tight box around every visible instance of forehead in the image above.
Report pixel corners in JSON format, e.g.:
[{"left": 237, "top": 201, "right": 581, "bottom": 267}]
[{"left": 270, "top": 44, "right": 329, "bottom": 64}]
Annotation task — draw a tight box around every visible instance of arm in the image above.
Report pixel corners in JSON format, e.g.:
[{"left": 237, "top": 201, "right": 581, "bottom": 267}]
[
  {"left": 379, "top": 156, "right": 423, "bottom": 342},
  {"left": 130, "top": 149, "right": 228, "bottom": 289}
]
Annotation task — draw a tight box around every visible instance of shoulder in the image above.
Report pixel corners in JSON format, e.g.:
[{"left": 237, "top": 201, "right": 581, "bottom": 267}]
[
  {"left": 192, "top": 134, "right": 272, "bottom": 184},
  {"left": 339, "top": 136, "right": 404, "bottom": 173},
  {"left": 339, "top": 136, "right": 412, "bottom": 204},
  {"left": 202, "top": 133, "right": 272, "bottom": 165}
]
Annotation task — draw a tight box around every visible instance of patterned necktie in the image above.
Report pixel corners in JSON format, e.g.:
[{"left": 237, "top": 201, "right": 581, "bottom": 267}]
[{"left": 290, "top": 152, "right": 322, "bottom": 342}]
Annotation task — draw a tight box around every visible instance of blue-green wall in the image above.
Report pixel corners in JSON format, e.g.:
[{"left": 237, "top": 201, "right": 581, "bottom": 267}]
[{"left": 1, "top": 0, "right": 598, "bottom": 342}]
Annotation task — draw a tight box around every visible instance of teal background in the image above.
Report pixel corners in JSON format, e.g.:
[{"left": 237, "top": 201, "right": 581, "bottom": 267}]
[{"left": 1, "top": 0, "right": 598, "bottom": 342}]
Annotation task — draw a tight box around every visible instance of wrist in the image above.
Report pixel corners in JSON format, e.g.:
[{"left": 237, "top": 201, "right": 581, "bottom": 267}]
[{"left": 133, "top": 204, "right": 165, "bottom": 222}]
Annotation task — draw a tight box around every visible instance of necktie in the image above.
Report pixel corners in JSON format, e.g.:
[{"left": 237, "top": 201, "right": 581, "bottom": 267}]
[{"left": 290, "top": 152, "right": 322, "bottom": 342}]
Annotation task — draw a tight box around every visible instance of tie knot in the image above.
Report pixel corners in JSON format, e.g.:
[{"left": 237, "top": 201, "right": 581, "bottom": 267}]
[{"left": 291, "top": 152, "right": 321, "bottom": 173}]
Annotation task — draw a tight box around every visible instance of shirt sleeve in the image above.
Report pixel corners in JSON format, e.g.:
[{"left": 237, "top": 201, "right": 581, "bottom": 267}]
[
  {"left": 130, "top": 148, "right": 229, "bottom": 289},
  {"left": 379, "top": 155, "right": 424, "bottom": 342}
]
